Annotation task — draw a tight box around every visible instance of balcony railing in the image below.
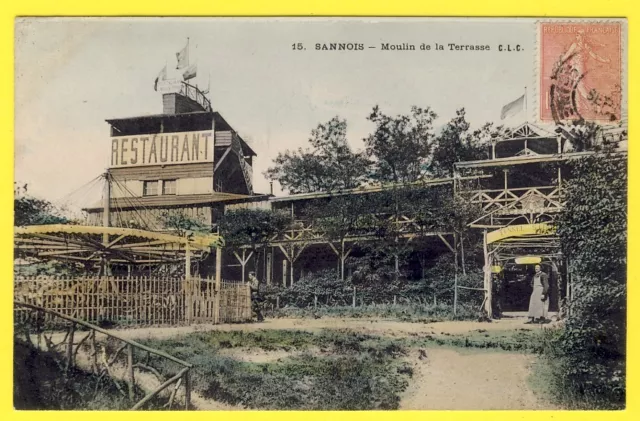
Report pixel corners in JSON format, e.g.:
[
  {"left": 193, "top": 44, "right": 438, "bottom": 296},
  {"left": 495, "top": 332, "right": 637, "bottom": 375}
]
[
  {"left": 462, "top": 185, "right": 563, "bottom": 215},
  {"left": 180, "top": 81, "right": 211, "bottom": 112}
]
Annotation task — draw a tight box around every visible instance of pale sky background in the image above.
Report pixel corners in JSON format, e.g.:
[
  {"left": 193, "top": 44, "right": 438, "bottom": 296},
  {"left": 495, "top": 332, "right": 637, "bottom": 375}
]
[{"left": 15, "top": 17, "right": 539, "bottom": 209}]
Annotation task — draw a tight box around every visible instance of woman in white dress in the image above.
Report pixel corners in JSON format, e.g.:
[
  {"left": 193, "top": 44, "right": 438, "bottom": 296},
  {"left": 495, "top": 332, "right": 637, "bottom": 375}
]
[{"left": 526, "top": 264, "right": 550, "bottom": 324}]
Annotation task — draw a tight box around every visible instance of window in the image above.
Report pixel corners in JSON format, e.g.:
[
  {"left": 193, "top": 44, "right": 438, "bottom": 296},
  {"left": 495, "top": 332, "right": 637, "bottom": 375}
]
[
  {"left": 143, "top": 180, "right": 158, "bottom": 196},
  {"left": 162, "top": 179, "right": 177, "bottom": 195}
]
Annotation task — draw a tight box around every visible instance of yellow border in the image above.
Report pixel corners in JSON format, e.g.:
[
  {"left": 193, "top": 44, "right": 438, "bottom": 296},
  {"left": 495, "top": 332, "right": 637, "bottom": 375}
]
[{"left": 1, "top": 1, "right": 636, "bottom": 420}]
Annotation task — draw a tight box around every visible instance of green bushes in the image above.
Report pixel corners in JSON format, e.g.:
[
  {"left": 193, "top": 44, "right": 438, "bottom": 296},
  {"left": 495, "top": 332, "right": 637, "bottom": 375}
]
[
  {"left": 550, "top": 151, "right": 627, "bottom": 409},
  {"left": 260, "top": 268, "right": 482, "bottom": 321}
]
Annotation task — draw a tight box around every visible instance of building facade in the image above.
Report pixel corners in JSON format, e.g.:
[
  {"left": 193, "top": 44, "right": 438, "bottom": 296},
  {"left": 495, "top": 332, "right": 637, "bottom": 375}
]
[{"left": 85, "top": 80, "right": 258, "bottom": 230}]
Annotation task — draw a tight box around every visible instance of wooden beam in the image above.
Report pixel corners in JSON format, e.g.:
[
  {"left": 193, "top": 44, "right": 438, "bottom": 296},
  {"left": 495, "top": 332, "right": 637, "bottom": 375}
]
[
  {"left": 438, "top": 234, "right": 455, "bottom": 253},
  {"left": 214, "top": 146, "right": 233, "bottom": 172}
]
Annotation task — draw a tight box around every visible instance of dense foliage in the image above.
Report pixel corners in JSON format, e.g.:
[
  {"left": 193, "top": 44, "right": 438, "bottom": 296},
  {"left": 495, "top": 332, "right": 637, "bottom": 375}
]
[
  {"left": 364, "top": 105, "right": 437, "bottom": 183},
  {"left": 264, "top": 117, "right": 370, "bottom": 194},
  {"left": 552, "top": 150, "right": 626, "bottom": 408},
  {"left": 430, "top": 109, "right": 505, "bottom": 177},
  {"left": 218, "top": 208, "right": 290, "bottom": 274},
  {"left": 14, "top": 183, "right": 69, "bottom": 226}
]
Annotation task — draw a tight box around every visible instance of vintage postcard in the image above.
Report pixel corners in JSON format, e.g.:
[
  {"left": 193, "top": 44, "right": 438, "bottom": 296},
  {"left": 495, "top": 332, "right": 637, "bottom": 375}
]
[{"left": 13, "top": 17, "right": 627, "bottom": 411}]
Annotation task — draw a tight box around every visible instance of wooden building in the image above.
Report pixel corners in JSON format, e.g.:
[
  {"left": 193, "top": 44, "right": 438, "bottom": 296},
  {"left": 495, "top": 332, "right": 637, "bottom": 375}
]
[
  {"left": 454, "top": 121, "right": 627, "bottom": 317},
  {"left": 85, "top": 80, "right": 259, "bottom": 230},
  {"left": 83, "top": 74, "right": 627, "bottom": 318}
]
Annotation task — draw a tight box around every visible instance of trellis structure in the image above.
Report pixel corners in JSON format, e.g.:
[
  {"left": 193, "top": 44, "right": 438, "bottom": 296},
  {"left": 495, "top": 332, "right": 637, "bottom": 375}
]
[
  {"left": 14, "top": 224, "right": 223, "bottom": 275},
  {"left": 224, "top": 178, "right": 479, "bottom": 285},
  {"left": 454, "top": 122, "right": 586, "bottom": 318}
]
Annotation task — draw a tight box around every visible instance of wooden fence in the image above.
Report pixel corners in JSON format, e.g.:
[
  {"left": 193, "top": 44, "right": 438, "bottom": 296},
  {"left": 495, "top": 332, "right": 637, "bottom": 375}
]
[{"left": 14, "top": 276, "right": 251, "bottom": 326}]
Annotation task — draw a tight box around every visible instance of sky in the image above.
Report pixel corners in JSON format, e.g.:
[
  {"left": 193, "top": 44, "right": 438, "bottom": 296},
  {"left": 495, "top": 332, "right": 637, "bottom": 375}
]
[{"left": 15, "top": 17, "right": 540, "bottom": 208}]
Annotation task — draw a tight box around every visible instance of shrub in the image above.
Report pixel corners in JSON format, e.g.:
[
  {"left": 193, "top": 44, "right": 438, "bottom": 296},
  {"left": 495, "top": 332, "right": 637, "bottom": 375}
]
[{"left": 551, "top": 150, "right": 626, "bottom": 409}]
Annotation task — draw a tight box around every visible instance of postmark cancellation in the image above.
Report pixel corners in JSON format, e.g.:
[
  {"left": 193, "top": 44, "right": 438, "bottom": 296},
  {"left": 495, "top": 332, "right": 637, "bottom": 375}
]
[{"left": 539, "top": 21, "right": 624, "bottom": 123}]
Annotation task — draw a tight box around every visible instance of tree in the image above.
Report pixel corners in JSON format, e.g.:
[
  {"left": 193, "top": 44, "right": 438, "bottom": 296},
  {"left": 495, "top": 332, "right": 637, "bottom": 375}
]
[
  {"left": 159, "top": 211, "right": 210, "bottom": 236},
  {"left": 218, "top": 209, "right": 290, "bottom": 280},
  {"left": 14, "top": 183, "right": 69, "bottom": 226},
  {"left": 430, "top": 108, "right": 503, "bottom": 177},
  {"left": 364, "top": 105, "right": 437, "bottom": 184},
  {"left": 554, "top": 149, "right": 626, "bottom": 408},
  {"left": 265, "top": 117, "right": 370, "bottom": 194},
  {"left": 304, "top": 194, "right": 371, "bottom": 281}
]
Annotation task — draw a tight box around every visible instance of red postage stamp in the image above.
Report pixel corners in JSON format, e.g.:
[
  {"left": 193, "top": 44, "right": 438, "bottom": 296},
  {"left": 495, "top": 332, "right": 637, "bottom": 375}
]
[{"left": 539, "top": 22, "right": 623, "bottom": 123}]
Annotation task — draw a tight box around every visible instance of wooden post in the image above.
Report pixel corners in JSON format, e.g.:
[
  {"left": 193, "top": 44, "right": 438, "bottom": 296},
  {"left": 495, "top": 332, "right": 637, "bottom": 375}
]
[
  {"left": 453, "top": 232, "right": 459, "bottom": 316},
  {"left": 241, "top": 249, "right": 246, "bottom": 282},
  {"left": 483, "top": 229, "right": 493, "bottom": 319},
  {"left": 352, "top": 286, "right": 356, "bottom": 308},
  {"left": 102, "top": 173, "right": 110, "bottom": 244},
  {"left": 184, "top": 370, "right": 192, "bottom": 410},
  {"left": 276, "top": 296, "right": 280, "bottom": 309},
  {"left": 215, "top": 247, "right": 222, "bottom": 290},
  {"left": 127, "top": 344, "right": 135, "bottom": 402},
  {"left": 393, "top": 295, "right": 397, "bottom": 306},
  {"left": 215, "top": 247, "right": 222, "bottom": 324},
  {"left": 290, "top": 250, "right": 294, "bottom": 286},
  {"left": 266, "top": 250, "right": 272, "bottom": 286},
  {"left": 185, "top": 242, "right": 191, "bottom": 324},
  {"left": 65, "top": 322, "right": 75, "bottom": 372},
  {"left": 557, "top": 133, "right": 562, "bottom": 154},
  {"left": 102, "top": 173, "right": 111, "bottom": 276},
  {"left": 314, "top": 295, "right": 317, "bottom": 309},
  {"left": 282, "top": 260, "right": 287, "bottom": 287},
  {"left": 503, "top": 169, "right": 509, "bottom": 191}
]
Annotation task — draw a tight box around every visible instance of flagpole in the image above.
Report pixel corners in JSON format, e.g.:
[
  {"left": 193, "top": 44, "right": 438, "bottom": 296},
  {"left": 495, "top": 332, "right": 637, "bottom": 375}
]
[{"left": 524, "top": 86, "right": 528, "bottom": 122}]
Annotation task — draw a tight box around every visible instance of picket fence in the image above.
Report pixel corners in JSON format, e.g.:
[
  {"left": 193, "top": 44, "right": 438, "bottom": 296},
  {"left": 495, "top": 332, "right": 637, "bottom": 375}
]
[{"left": 14, "top": 276, "right": 252, "bottom": 326}]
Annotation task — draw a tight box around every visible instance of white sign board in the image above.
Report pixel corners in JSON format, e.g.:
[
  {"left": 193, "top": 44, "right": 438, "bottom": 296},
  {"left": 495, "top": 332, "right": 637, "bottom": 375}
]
[
  {"left": 156, "top": 79, "right": 183, "bottom": 94},
  {"left": 110, "top": 130, "right": 214, "bottom": 168}
]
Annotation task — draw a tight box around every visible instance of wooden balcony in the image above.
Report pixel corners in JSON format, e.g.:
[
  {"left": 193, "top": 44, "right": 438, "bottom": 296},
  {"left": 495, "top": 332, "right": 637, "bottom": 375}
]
[{"left": 462, "top": 185, "right": 563, "bottom": 217}]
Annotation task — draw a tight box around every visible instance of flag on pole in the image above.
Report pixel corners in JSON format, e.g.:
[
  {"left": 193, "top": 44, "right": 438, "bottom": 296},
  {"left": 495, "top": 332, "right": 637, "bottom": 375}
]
[
  {"left": 500, "top": 94, "right": 525, "bottom": 120},
  {"left": 153, "top": 65, "right": 167, "bottom": 91},
  {"left": 182, "top": 63, "right": 197, "bottom": 81},
  {"left": 176, "top": 41, "right": 188, "bottom": 69}
]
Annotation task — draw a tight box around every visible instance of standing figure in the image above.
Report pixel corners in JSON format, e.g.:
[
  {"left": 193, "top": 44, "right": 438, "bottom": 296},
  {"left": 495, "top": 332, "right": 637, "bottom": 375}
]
[
  {"left": 560, "top": 30, "right": 612, "bottom": 112},
  {"left": 526, "top": 264, "right": 550, "bottom": 324},
  {"left": 248, "top": 271, "right": 264, "bottom": 322}
]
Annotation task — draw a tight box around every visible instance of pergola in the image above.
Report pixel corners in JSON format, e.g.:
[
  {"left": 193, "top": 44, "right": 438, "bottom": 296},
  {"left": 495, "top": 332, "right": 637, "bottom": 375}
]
[{"left": 14, "top": 224, "right": 224, "bottom": 276}]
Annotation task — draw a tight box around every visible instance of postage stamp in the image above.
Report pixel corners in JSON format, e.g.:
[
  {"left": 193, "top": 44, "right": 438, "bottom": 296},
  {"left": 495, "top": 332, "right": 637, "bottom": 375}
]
[{"left": 539, "top": 21, "right": 623, "bottom": 123}]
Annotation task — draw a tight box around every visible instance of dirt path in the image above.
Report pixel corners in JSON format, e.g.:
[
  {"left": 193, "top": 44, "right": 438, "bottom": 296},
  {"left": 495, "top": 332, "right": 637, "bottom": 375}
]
[
  {"left": 400, "top": 348, "right": 553, "bottom": 410},
  {"left": 106, "top": 316, "right": 553, "bottom": 341}
]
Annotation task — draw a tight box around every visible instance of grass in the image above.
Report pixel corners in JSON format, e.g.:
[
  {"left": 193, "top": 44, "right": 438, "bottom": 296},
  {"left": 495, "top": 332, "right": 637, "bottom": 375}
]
[
  {"left": 404, "top": 326, "right": 561, "bottom": 354},
  {"left": 264, "top": 302, "right": 481, "bottom": 323},
  {"left": 139, "top": 329, "right": 413, "bottom": 410}
]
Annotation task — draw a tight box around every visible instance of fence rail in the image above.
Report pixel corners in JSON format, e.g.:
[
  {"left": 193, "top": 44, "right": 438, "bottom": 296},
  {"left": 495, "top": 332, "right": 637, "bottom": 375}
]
[
  {"left": 14, "top": 301, "right": 193, "bottom": 410},
  {"left": 15, "top": 276, "right": 251, "bottom": 326}
]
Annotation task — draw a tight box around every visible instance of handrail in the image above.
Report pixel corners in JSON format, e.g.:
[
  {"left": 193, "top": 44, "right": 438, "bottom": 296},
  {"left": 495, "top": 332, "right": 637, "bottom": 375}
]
[
  {"left": 15, "top": 301, "right": 192, "bottom": 368},
  {"left": 180, "top": 81, "right": 211, "bottom": 112},
  {"left": 15, "top": 301, "right": 193, "bottom": 410}
]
